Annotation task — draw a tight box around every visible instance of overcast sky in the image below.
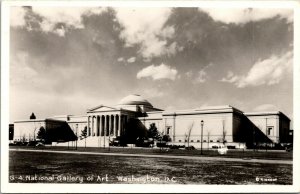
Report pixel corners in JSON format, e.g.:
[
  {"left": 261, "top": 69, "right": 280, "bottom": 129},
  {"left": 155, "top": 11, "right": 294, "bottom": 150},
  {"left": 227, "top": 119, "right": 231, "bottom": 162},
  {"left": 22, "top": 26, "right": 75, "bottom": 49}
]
[{"left": 9, "top": 6, "right": 293, "bottom": 125}]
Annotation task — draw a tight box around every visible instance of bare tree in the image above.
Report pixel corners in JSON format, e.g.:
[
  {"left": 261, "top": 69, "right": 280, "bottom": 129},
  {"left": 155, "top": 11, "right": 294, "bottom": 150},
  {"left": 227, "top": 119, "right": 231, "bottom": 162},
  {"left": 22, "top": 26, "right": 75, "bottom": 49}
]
[
  {"left": 186, "top": 122, "right": 194, "bottom": 147},
  {"left": 207, "top": 130, "right": 211, "bottom": 149},
  {"left": 22, "top": 134, "right": 26, "bottom": 143},
  {"left": 222, "top": 120, "right": 227, "bottom": 145}
]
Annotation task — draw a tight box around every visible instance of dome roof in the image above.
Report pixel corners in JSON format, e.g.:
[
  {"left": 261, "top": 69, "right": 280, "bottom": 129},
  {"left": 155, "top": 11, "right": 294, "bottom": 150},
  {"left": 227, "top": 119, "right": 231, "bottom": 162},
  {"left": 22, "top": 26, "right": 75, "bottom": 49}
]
[{"left": 118, "top": 94, "right": 153, "bottom": 107}]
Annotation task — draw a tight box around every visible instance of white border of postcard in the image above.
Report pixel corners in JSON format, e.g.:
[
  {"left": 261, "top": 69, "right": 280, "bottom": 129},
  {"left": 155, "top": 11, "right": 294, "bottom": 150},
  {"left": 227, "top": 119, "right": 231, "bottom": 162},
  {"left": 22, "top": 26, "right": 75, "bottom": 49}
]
[{"left": 1, "top": 0, "right": 300, "bottom": 193}]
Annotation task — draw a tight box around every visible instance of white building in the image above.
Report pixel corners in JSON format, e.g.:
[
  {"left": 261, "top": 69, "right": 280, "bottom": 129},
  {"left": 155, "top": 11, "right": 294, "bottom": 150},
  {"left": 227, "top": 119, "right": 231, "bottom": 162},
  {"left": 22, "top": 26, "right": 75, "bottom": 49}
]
[{"left": 12, "top": 94, "right": 291, "bottom": 148}]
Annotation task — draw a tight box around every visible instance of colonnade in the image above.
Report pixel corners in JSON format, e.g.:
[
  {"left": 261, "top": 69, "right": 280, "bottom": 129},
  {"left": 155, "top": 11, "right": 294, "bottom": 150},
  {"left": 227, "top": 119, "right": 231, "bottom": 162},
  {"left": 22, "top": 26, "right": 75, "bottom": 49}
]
[{"left": 87, "top": 114, "right": 127, "bottom": 137}]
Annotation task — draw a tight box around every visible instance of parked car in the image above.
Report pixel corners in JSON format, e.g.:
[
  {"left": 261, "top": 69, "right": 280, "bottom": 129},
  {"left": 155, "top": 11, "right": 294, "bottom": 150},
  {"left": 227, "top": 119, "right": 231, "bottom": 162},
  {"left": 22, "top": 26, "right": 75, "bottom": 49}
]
[
  {"left": 109, "top": 139, "right": 120, "bottom": 146},
  {"left": 14, "top": 141, "right": 27, "bottom": 146},
  {"left": 156, "top": 141, "right": 168, "bottom": 147},
  {"left": 169, "top": 145, "right": 185, "bottom": 149},
  {"left": 35, "top": 142, "right": 45, "bottom": 147},
  {"left": 27, "top": 141, "right": 37, "bottom": 146},
  {"left": 285, "top": 144, "right": 293, "bottom": 152},
  {"left": 185, "top": 146, "right": 195, "bottom": 150},
  {"left": 135, "top": 139, "right": 153, "bottom": 147},
  {"left": 217, "top": 145, "right": 228, "bottom": 155}
]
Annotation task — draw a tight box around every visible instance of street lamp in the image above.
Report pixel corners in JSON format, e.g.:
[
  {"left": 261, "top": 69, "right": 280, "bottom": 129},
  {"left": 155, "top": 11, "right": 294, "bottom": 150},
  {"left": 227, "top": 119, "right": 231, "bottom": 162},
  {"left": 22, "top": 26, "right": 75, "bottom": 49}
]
[
  {"left": 85, "top": 126, "right": 87, "bottom": 149},
  {"left": 265, "top": 117, "right": 268, "bottom": 152},
  {"left": 109, "top": 131, "right": 111, "bottom": 151},
  {"left": 201, "top": 120, "right": 204, "bottom": 155},
  {"left": 76, "top": 124, "right": 78, "bottom": 150},
  {"left": 33, "top": 120, "right": 37, "bottom": 142},
  {"left": 34, "top": 128, "right": 37, "bottom": 142}
]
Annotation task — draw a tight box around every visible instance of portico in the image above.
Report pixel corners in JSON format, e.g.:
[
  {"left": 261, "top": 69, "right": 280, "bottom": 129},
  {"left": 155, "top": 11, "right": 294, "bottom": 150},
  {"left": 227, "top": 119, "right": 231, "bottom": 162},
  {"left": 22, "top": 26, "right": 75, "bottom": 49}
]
[{"left": 87, "top": 106, "right": 131, "bottom": 138}]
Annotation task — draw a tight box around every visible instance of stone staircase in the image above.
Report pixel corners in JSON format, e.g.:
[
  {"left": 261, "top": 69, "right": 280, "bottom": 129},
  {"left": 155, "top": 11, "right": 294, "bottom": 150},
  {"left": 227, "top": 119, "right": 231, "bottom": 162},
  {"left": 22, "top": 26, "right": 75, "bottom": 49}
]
[{"left": 52, "top": 136, "right": 114, "bottom": 147}]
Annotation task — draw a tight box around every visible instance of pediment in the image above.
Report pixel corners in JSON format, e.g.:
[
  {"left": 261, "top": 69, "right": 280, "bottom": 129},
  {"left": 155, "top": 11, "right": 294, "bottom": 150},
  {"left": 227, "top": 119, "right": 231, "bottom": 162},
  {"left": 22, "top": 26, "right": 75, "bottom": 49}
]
[{"left": 88, "top": 105, "right": 119, "bottom": 112}]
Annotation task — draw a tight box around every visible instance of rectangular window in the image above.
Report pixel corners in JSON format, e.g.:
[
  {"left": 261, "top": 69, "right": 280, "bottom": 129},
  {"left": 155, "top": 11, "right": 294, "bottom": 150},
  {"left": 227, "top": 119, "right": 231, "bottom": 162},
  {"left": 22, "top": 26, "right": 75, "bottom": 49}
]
[
  {"left": 267, "top": 126, "right": 273, "bottom": 136},
  {"left": 179, "top": 140, "right": 181, "bottom": 142},
  {"left": 210, "top": 140, "right": 213, "bottom": 142},
  {"left": 165, "top": 126, "right": 171, "bottom": 135}
]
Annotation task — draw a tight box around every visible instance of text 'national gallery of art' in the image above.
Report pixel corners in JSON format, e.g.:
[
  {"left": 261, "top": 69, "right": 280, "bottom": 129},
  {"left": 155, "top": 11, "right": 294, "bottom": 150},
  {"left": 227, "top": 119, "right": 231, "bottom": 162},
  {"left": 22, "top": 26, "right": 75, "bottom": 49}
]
[{"left": 11, "top": 94, "right": 292, "bottom": 148}]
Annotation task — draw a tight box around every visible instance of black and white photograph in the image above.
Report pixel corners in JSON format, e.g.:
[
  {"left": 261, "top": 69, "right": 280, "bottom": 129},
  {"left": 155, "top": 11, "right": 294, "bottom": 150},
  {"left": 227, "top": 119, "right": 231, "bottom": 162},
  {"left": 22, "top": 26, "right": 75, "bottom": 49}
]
[{"left": 1, "top": 0, "right": 300, "bottom": 193}]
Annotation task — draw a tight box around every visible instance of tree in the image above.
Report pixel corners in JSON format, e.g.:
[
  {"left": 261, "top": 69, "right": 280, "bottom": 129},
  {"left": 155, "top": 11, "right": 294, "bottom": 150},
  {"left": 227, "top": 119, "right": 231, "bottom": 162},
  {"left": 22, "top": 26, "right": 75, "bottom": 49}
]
[
  {"left": 30, "top": 112, "right": 36, "bottom": 120},
  {"left": 148, "top": 123, "right": 161, "bottom": 140},
  {"left": 21, "top": 134, "right": 26, "bottom": 143},
  {"left": 184, "top": 133, "right": 188, "bottom": 146},
  {"left": 81, "top": 126, "right": 87, "bottom": 138},
  {"left": 222, "top": 120, "right": 227, "bottom": 145},
  {"left": 207, "top": 130, "right": 211, "bottom": 149},
  {"left": 37, "top": 126, "right": 46, "bottom": 141},
  {"left": 162, "top": 134, "right": 171, "bottom": 142},
  {"left": 186, "top": 122, "right": 194, "bottom": 147}
]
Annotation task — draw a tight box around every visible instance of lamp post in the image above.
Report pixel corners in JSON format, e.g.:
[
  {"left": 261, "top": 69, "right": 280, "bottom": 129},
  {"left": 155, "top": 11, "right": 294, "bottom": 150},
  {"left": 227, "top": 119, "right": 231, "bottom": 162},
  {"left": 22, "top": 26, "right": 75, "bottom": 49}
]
[
  {"left": 76, "top": 124, "right": 78, "bottom": 150},
  {"left": 85, "top": 126, "right": 87, "bottom": 149},
  {"left": 265, "top": 117, "right": 268, "bottom": 152},
  {"left": 109, "top": 132, "right": 111, "bottom": 151},
  {"left": 33, "top": 120, "right": 37, "bottom": 142},
  {"left": 34, "top": 127, "right": 37, "bottom": 142},
  {"left": 104, "top": 125, "right": 106, "bottom": 149},
  {"left": 201, "top": 120, "right": 204, "bottom": 155}
]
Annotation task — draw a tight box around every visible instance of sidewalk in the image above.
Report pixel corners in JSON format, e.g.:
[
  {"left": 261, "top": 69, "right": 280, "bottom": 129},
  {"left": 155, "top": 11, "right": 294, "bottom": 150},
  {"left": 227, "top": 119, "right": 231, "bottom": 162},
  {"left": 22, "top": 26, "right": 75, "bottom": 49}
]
[{"left": 9, "top": 148, "right": 292, "bottom": 165}]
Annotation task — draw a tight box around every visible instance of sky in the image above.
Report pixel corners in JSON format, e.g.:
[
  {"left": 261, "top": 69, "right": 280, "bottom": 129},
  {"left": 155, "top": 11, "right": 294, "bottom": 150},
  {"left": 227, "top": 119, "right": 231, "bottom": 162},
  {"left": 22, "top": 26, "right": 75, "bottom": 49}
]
[{"left": 9, "top": 6, "right": 293, "bottom": 125}]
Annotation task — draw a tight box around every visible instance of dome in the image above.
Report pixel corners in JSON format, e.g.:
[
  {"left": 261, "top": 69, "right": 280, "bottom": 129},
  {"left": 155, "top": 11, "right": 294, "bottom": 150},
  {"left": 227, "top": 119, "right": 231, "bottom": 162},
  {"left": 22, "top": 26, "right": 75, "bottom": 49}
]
[{"left": 118, "top": 94, "right": 153, "bottom": 107}]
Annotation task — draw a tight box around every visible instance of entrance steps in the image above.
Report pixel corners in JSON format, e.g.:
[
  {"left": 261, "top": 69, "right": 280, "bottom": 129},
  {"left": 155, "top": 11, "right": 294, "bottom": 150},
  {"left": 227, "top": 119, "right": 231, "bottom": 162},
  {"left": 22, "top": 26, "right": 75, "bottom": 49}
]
[{"left": 52, "top": 136, "right": 116, "bottom": 147}]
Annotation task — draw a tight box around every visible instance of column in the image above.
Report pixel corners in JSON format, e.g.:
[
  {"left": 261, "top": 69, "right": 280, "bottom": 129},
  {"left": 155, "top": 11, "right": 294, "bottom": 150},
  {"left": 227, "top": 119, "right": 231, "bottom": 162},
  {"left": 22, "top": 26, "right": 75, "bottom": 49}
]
[
  {"left": 109, "top": 115, "right": 112, "bottom": 136},
  {"left": 91, "top": 116, "right": 94, "bottom": 136},
  {"left": 91, "top": 117, "right": 94, "bottom": 136},
  {"left": 96, "top": 116, "right": 100, "bottom": 136},
  {"left": 95, "top": 117, "right": 97, "bottom": 136},
  {"left": 92, "top": 117, "right": 95, "bottom": 136},
  {"left": 118, "top": 115, "right": 121, "bottom": 136},
  {"left": 89, "top": 116, "right": 94, "bottom": 136},
  {"left": 87, "top": 116, "right": 90, "bottom": 136},
  {"left": 99, "top": 116, "right": 102, "bottom": 136},
  {"left": 173, "top": 114, "right": 176, "bottom": 142},
  {"left": 102, "top": 116, "right": 105, "bottom": 136},
  {"left": 114, "top": 115, "right": 117, "bottom": 136},
  {"left": 90, "top": 116, "right": 95, "bottom": 136},
  {"left": 95, "top": 117, "right": 98, "bottom": 136},
  {"left": 104, "top": 115, "right": 107, "bottom": 136}
]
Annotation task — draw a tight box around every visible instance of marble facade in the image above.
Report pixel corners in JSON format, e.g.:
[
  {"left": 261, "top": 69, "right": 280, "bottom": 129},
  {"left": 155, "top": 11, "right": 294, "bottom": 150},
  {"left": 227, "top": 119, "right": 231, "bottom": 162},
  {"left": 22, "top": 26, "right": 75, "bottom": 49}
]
[{"left": 12, "top": 94, "right": 291, "bottom": 148}]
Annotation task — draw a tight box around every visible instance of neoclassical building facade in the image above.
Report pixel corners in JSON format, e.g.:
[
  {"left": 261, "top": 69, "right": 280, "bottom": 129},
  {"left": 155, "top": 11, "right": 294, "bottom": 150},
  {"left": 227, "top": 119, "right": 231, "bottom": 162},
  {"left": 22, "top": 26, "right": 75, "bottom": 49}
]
[
  {"left": 12, "top": 94, "right": 291, "bottom": 148},
  {"left": 86, "top": 95, "right": 161, "bottom": 136}
]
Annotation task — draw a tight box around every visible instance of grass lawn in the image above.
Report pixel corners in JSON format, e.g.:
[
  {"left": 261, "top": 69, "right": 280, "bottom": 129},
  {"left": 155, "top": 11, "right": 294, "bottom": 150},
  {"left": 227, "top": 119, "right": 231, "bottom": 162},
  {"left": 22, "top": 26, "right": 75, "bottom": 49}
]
[
  {"left": 9, "top": 150, "right": 292, "bottom": 184},
  {"left": 10, "top": 145, "right": 293, "bottom": 160}
]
